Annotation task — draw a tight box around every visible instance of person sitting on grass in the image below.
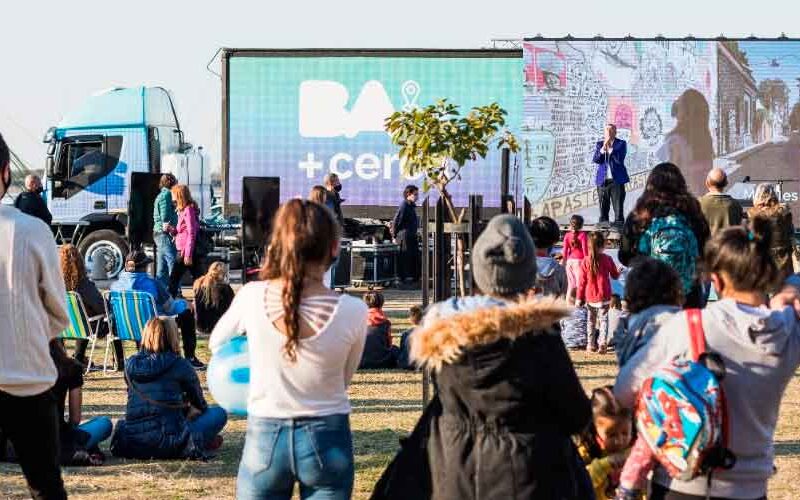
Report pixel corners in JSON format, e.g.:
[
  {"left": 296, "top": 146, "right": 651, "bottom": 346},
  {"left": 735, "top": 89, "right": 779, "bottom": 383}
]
[
  {"left": 193, "top": 261, "right": 235, "bottom": 334},
  {"left": 49, "top": 341, "right": 113, "bottom": 465},
  {"left": 111, "top": 318, "right": 226, "bottom": 460},
  {"left": 112, "top": 250, "right": 204, "bottom": 369},
  {"left": 530, "top": 216, "right": 568, "bottom": 298},
  {"left": 359, "top": 291, "right": 399, "bottom": 369},
  {"left": 397, "top": 305, "right": 423, "bottom": 370}
]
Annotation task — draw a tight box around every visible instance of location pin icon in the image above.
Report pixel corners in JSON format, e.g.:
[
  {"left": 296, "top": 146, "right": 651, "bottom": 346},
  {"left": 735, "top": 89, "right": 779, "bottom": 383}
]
[{"left": 402, "top": 80, "right": 421, "bottom": 110}]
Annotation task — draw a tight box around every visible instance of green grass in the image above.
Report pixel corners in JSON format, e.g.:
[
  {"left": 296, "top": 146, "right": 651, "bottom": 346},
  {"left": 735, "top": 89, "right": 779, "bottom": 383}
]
[{"left": 2, "top": 289, "right": 799, "bottom": 499}]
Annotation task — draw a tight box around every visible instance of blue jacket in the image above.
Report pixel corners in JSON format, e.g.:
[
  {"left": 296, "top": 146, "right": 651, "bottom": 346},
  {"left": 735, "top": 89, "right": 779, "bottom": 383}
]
[
  {"left": 592, "top": 138, "right": 630, "bottom": 186},
  {"left": 111, "top": 351, "right": 207, "bottom": 459},
  {"left": 113, "top": 271, "right": 172, "bottom": 315},
  {"left": 153, "top": 187, "right": 178, "bottom": 234}
]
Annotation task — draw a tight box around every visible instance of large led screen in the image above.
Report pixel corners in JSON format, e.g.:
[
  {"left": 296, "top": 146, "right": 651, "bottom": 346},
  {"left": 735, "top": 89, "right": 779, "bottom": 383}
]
[
  {"left": 226, "top": 51, "right": 522, "bottom": 207},
  {"left": 522, "top": 40, "right": 800, "bottom": 224}
]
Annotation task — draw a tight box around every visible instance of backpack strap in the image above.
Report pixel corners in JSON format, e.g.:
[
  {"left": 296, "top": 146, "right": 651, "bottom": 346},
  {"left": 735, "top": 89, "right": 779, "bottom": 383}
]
[
  {"left": 686, "top": 308, "right": 706, "bottom": 362},
  {"left": 685, "top": 308, "right": 735, "bottom": 478}
]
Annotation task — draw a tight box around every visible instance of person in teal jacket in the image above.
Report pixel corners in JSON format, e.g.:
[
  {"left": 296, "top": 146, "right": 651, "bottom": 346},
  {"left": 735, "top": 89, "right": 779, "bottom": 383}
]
[{"left": 153, "top": 174, "right": 178, "bottom": 286}]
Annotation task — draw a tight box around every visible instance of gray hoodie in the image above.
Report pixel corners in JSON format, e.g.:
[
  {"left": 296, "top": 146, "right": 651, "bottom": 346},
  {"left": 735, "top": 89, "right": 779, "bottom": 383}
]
[
  {"left": 615, "top": 299, "right": 800, "bottom": 498},
  {"left": 613, "top": 304, "right": 681, "bottom": 367}
]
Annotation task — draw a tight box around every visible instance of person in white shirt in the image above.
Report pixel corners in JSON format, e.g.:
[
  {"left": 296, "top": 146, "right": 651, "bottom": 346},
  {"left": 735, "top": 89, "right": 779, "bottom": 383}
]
[
  {"left": 211, "top": 199, "right": 367, "bottom": 500},
  {"left": 0, "top": 132, "right": 70, "bottom": 500}
]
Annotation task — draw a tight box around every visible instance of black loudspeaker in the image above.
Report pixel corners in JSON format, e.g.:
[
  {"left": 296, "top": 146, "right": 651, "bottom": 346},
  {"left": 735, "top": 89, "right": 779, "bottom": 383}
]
[
  {"left": 241, "top": 177, "right": 280, "bottom": 250},
  {"left": 129, "top": 172, "right": 163, "bottom": 248}
]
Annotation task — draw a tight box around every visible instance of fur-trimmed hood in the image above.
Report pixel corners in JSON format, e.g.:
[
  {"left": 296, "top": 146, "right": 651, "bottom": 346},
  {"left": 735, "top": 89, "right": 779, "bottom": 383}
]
[{"left": 410, "top": 296, "right": 573, "bottom": 371}]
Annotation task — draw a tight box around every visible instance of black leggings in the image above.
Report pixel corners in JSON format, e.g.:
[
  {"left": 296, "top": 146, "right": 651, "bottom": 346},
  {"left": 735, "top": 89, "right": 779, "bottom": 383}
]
[
  {"left": 650, "top": 483, "right": 766, "bottom": 500},
  {"left": 176, "top": 309, "right": 197, "bottom": 359},
  {"left": 168, "top": 257, "right": 202, "bottom": 298}
]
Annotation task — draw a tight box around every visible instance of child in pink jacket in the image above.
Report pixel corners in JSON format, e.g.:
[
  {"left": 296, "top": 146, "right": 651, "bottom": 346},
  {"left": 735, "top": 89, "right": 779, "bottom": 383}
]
[
  {"left": 577, "top": 231, "right": 620, "bottom": 353},
  {"left": 563, "top": 215, "right": 588, "bottom": 303}
]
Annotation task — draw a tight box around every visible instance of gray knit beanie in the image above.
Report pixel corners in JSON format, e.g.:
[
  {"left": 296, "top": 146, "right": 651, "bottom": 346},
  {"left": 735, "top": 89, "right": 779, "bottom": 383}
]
[{"left": 471, "top": 214, "right": 537, "bottom": 297}]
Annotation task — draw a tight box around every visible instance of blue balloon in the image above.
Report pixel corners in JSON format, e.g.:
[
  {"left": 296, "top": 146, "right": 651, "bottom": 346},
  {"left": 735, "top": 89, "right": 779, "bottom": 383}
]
[{"left": 208, "top": 336, "right": 250, "bottom": 416}]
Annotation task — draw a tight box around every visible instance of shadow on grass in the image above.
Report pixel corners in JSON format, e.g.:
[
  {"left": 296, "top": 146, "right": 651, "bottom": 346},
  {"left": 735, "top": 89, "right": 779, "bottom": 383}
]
[{"left": 351, "top": 399, "right": 422, "bottom": 414}]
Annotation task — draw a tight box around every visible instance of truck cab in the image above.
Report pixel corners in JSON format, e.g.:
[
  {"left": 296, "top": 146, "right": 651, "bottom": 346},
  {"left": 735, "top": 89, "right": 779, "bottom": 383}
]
[{"left": 43, "top": 86, "right": 204, "bottom": 278}]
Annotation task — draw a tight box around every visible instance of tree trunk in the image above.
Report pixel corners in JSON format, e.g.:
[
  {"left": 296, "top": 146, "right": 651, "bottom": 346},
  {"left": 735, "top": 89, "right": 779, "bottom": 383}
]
[{"left": 440, "top": 190, "right": 467, "bottom": 297}]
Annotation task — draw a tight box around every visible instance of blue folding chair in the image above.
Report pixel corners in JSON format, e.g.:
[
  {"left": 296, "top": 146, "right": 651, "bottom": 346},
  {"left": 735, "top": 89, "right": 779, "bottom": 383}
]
[
  {"left": 59, "top": 291, "right": 105, "bottom": 374},
  {"left": 103, "top": 290, "right": 158, "bottom": 374}
]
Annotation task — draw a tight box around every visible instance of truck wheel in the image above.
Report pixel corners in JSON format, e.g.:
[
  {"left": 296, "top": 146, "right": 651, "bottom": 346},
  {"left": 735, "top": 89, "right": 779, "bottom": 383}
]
[{"left": 79, "top": 230, "right": 129, "bottom": 280}]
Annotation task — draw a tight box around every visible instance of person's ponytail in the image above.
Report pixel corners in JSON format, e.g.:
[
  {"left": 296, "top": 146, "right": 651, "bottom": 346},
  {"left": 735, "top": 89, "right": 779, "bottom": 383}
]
[
  {"left": 749, "top": 214, "right": 773, "bottom": 257},
  {"left": 260, "top": 199, "right": 340, "bottom": 362}
]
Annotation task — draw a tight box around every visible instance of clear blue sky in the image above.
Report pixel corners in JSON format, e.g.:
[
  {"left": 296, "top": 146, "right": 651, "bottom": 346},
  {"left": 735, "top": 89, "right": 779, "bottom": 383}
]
[{"left": 1, "top": 0, "right": 798, "bottom": 172}]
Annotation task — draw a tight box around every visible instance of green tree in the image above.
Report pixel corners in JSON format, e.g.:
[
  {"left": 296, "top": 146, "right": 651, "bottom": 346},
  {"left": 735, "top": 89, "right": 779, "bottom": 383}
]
[
  {"left": 759, "top": 80, "right": 790, "bottom": 115},
  {"left": 385, "top": 99, "right": 518, "bottom": 295}
]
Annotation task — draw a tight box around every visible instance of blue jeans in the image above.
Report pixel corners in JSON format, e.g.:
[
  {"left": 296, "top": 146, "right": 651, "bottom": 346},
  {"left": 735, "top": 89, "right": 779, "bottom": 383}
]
[
  {"left": 188, "top": 406, "right": 228, "bottom": 449},
  {"left": 155, "top": 233, "right": 177, "bottom": 287},
  {"left": 237, "top": 414, "right": 354, "bottom": 500},
  {"left": 79, "top": 416, "right": 113, "bottom": 450}
]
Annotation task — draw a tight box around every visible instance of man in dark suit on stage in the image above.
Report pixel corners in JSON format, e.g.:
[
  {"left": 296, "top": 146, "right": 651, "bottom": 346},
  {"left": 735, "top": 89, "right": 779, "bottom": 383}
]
[{"left": 593, "top": 123, "right": 629, "bottom": 228}]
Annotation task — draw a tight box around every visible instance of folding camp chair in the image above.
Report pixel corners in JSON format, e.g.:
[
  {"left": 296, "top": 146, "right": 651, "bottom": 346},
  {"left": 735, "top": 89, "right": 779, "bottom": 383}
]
[
  {"left": 103, "top": 290, "right": 159, "bottom": 374},
  {"left": 59, "top": 291, "right": 105, "bottom": 374}
]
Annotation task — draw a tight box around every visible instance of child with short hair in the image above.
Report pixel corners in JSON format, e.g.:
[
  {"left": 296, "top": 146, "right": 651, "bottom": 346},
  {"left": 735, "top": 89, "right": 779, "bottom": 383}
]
[
  {"left": 613, "top": 257, "right": 684, "bottom": 367},
  {"left": 530, "top": 216, "right": 568, "bottom": 298},
  {"left": 563, "top": 214, "right": 589, "bottom": 301},
  {"left": 575, "top": 386, "right": 638, "bottom": 500},
  {"left": 359, "top": 291, "right": 399, "bottom": 369},
  {"left": 397, "top": 305, "right": 423, "bottom": 370},
  {"left": 578, "top": 231, "right": 621, "bottom": 353}
]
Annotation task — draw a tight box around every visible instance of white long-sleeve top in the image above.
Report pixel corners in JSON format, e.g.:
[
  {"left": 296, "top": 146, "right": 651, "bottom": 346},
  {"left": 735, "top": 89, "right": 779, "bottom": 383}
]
[
  {"left": 0, "top": 205, "right": 68, "bottom": 396},
  {"left": 210, "top": 281, "right": 368, "bottom": 418}
]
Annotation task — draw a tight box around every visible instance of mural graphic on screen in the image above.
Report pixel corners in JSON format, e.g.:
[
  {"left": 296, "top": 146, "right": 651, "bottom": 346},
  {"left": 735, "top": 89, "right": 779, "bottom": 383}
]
[{"left": 522, "top": 40, "right": 800, "bottom": 225}]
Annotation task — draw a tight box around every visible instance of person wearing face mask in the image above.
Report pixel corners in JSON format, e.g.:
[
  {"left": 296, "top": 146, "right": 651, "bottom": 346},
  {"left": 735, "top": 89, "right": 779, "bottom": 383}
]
[
  {"left": 14, "top": 174, "right": 52, "bottom": 225},
  {"left": 392, "top": 185, "right": 421, "bottom": 286},
  {"left": 324, "top": 172, "right": 344, "bottom": 225}
]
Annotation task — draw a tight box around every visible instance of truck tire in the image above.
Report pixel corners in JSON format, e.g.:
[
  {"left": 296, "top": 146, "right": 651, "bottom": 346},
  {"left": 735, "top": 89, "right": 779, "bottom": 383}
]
[{"left": 78, "top": 229, "right": 129, "bottom": 280}]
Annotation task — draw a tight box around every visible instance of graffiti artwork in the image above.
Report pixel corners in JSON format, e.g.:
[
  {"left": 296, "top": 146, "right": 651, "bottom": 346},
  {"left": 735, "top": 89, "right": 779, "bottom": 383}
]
[{"left": 522, "top": 40, "right": 800, "bottom": 225}]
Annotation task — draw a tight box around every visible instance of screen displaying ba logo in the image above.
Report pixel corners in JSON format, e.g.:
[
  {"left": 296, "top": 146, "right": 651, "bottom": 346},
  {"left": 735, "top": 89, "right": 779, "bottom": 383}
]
[{"left": 299, "top": 80, "right": 421, "bottom": 138}]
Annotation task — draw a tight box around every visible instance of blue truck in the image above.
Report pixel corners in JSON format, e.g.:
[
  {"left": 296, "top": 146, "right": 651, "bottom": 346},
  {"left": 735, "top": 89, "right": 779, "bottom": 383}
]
[{"left": 43, "top": 86, "right": 209, "bottom": 278}]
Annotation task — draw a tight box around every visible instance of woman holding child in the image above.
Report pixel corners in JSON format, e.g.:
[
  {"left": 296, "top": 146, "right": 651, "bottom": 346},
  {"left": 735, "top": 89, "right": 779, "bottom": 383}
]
[{"left": 615, "top": 217, "right": 800, "bottom": 499}]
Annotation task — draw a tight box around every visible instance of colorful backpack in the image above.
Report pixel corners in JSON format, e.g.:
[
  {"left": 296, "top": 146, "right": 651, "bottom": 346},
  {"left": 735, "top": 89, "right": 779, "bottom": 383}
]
[
  {"left": 638, "top": 214, "right": 698, "bottom": 295},
  {"left": 635, "top": 309, "right": 735, "bottom": 481}
]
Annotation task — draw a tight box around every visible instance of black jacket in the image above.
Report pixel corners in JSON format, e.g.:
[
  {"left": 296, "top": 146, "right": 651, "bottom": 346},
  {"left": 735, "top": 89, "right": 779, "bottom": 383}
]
[
  {"left": 408, "top": 297, "right": 593, "bottom": 500},
  {"left": 392, "top": 199, "right": 419, "bottom": 242},
  {"left": 194, "top": 283, "right": 235, "bottom": 333},
  {"left": 14, "top": 190, "right": 52, "bottom": 225}
]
